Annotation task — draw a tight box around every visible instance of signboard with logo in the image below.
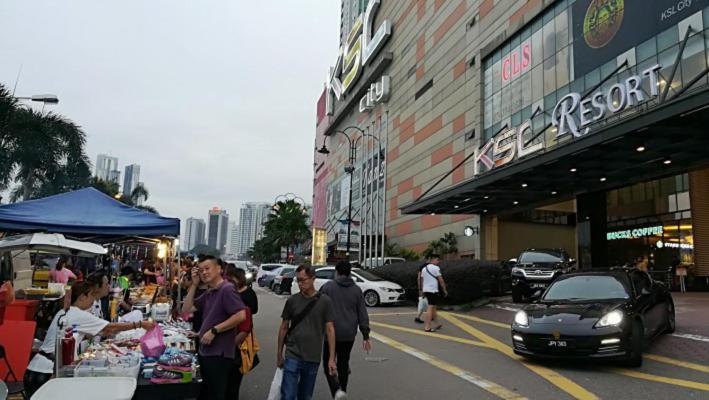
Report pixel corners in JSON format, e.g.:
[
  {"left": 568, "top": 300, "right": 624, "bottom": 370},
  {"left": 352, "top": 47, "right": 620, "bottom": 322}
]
[
  {"left": 326, "top": 0, "right": 392, "bottom": 115},
  {"left": 572, "top": 0, "right": 708, "bottom": 77}
]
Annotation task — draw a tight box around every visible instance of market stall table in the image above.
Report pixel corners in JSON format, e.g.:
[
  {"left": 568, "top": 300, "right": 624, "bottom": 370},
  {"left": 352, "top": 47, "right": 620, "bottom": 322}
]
[{"left": 133, "top": 375, "right": 201, "bottom": 400}]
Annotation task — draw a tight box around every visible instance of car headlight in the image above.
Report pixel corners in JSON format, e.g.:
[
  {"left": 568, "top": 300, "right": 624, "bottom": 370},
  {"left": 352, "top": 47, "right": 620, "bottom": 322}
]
[
  {"left": 380, "top": 287, "right": 396, "bottom": 292},
  {"left": 514, "top": 310, "right": 529, "bottom": 327},
  {"left": 245, "top": 272, "right": 253, "bottom": 280},
  {"left": 511, "top": 267, "right": 524, "bottom": 276},
  {"left": 595, "top": 310, "right": 624, "bottom": 328}
]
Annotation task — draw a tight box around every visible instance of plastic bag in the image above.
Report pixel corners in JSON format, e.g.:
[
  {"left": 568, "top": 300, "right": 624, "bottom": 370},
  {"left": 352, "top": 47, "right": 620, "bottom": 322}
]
[
  {"left": 140, "top": 324, "right": 165, "bottom": 358},
  {"left": 417, "top": 296, "right": 428, "bottom": 314},
  {"left": 267, "top": 368, "right": 283, "bottom": 400}
]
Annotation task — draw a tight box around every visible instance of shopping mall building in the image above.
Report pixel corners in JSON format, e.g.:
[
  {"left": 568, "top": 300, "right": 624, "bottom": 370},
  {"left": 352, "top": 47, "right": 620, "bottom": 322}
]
[{"left": 312, "top": 0, "right": 709, "bottom": 286}]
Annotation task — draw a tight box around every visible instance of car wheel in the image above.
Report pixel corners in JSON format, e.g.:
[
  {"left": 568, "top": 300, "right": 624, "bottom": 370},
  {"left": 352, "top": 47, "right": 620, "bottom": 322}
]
[
  {"left": 512, "top": 287, "right": 523, "bottom": 303},
  {"left": 364, "top": 290, "right": 380, "bottom": 307},
  {"left": 274, "top": 284, "right": 282, "bottom": 295},
  {"left": 664, "top": 299, "right": 676, "bottom": 334},
  {"left": 625, "top": 320, "right": 644, "bottom": 368}
]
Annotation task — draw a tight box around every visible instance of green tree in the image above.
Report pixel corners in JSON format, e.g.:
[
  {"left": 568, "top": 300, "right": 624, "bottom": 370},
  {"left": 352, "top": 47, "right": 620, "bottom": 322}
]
[
  {"left": 130, "top": 183, "right": 149, "bottom": 204},
  {"left": 89, "top": 177, "right": 120, "bottom": 198},
  {"left": 385, "top": 241, "right": 420, "bottom": 261},
  {"left": 423, "top": 232, "right": 459, "bottom": 259},
  {"left": 0, "top": 87, "right": 92, "bottom": 201},
  {"left": 247, "top": 238, "right": 280, "bottom": 263},
  {"left": 262, "top": 199, "right": 311, "bottom": 260}
]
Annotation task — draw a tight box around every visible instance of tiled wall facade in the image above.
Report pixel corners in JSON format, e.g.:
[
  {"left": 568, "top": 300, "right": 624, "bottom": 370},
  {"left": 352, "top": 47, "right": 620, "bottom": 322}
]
[{"left": 319, "top": 0, "right": 553, "bottom": 256}]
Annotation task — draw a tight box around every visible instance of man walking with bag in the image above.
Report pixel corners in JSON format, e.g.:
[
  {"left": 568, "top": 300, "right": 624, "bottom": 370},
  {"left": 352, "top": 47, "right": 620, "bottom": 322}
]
[
  {"left": 421, "top": 254, "right": 448, "bottom": 332},
  {"left": 277, "top": 265, "right": 337, "bottom": 400},
  {"left": 319, "top": 261, "right": 371, "bottom": 398}
]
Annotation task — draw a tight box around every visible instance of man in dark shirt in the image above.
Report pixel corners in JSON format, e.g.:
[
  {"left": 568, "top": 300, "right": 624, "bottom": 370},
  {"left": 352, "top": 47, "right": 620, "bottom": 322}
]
[
  {"left": 320, "top": 261, "right": 371, "bottom": 398},
  {"left": 277, "top": 265, "right": 336, "bottom": 400},
  {"left": 182, "top": 256, "right": 246, "bottom": 400}
]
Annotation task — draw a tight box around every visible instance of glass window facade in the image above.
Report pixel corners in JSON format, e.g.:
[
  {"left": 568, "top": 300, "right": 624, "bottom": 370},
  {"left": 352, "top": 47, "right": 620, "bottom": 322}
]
[{"left": 482, "top": 1, "right": 709, "bottom": 141}]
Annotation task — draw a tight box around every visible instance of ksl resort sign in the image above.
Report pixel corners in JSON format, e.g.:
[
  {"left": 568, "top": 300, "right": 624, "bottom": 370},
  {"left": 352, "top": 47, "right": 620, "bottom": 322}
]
[
  {"left": 326, "top": 0, "right": 392, "bottom": 116},
  {"left": 474, "top": 64, "right": 662, "bottom": 176}
]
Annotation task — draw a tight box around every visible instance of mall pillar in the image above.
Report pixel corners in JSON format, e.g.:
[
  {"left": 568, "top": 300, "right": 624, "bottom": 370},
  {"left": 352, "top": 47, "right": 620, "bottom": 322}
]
[
  {"left": 577, "top": 191, "right": 608, "bottom": 269},
  {"left": 690, "top": 167, "right": 709, "bottom": 277}
]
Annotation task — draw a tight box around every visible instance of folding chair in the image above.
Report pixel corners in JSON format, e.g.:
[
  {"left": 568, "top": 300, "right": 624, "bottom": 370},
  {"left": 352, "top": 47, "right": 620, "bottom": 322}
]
[{"left": 0, "top": 345, "right": 26, "bottom": 400}]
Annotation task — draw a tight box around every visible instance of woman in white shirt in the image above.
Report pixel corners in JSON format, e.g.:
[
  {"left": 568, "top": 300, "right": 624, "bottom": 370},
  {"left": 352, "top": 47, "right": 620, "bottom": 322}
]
[{"left": 23, "top": 281, "right": 156, "bottom": 397}]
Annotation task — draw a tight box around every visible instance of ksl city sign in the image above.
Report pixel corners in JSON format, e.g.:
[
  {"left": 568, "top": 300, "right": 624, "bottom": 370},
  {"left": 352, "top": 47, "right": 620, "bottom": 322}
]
[
  {"left": 326, "top": 0, "right": 392, "bottom": 115},
  {"left": 474, "top": 64, "right": 662, "bottom": 176}
]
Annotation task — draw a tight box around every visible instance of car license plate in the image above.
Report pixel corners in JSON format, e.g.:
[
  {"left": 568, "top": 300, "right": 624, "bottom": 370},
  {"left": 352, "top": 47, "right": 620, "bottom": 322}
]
[
  {"left": 547, "top": 340, "right": 567, "bottom": 347},
  {"left": 530, "top": 283, "right": 548, "bottom": 289}
]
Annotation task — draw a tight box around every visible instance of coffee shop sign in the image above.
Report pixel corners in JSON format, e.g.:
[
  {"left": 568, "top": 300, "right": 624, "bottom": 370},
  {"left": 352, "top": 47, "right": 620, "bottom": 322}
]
[
  {"left": 326, "top": 0, "right": 391, "bottom": 115},
  {"left": 474, "top": 64, "right": 662, "bottom": 176}
]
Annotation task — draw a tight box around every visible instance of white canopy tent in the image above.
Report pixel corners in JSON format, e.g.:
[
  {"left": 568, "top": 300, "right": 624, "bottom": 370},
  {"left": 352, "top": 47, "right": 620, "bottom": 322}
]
[{"left": 0, "top": 233, "right": 107, "bottom": 258}]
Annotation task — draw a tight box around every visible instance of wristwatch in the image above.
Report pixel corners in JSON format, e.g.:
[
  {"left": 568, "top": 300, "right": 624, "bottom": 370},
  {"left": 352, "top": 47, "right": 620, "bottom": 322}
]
[{"left": 210, "top": 327, "right": 219, "bottom": 335}]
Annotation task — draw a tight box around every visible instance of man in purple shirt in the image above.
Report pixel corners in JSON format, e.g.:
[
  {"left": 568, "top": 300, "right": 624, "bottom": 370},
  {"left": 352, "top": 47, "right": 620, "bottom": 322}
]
[{"left": 183, "top": 255, "right": 246, "bottom": 400}]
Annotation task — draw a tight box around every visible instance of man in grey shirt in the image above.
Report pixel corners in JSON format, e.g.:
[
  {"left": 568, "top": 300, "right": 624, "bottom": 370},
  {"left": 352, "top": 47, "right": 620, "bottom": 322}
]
[
  {"left": 277, "top": 265, "right": 337, "bottom": 400},
  {"left": 320, "top": 261, "right": 371, "bottom": 398}
]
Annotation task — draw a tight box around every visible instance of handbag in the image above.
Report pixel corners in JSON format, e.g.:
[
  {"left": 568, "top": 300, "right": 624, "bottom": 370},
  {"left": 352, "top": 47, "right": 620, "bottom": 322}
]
[
  {"left": 267, "top": 368, "right": 283, "bottom": 400},
  {"left": 239, "top": 329, "right": 261, "bottom": 374}
]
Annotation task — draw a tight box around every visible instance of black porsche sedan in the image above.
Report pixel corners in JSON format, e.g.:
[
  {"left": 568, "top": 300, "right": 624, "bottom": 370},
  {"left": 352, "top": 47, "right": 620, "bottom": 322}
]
[{"left": 511, "top": 269, "right": 675, "bottom": 367}]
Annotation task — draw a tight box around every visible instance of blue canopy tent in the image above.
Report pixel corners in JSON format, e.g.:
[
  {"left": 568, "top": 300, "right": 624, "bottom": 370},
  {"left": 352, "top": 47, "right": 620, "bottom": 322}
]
[{"left": 0, "top": 188, "right": 180, "bottom": 237}]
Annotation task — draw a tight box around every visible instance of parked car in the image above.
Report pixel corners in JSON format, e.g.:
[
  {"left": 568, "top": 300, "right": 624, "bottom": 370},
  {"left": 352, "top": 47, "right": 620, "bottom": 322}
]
[
  {"left": 361, "top": 257, "right": 406, "bottom": 269},
  {"left": 511, "top": 268, "right": 675, "bottom": 367},
  {"left": 510, "top": 248, "right": 576, "bottom": 302},
  {"left": 257, "top": 263, "right": 292, "bottom": 287},
  {"left": 270, "top": 266, "right": 297, "bottom": 292},
  {"left": 291, "top": 266, "right": 405, "bottom": 307},
  {"left": 273, "top": 270, "right": 296, "bottom": 295}
]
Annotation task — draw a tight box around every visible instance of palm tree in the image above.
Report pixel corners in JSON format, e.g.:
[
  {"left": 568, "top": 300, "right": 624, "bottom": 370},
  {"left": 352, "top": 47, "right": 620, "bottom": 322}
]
[
  {"left": 130, "top": 183, "right": 149, "bottom": 204},
  {"left": 0, "top": 85, "right": 19, "bottom": 190},
  {"left": 262, "top": 199, "right": 311, "bottom": 260},
  {"left": 4, "top": 105, "right": 91, "bottom": 201}
]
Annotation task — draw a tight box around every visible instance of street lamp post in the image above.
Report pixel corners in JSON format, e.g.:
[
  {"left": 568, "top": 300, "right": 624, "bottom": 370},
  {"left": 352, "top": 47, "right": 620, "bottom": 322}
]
[
  {"left": 14, "top": 94, "right": 59, "bottom": 112},
  {"left": 318, "top": 126, "right": 379, "bottom": 260}
]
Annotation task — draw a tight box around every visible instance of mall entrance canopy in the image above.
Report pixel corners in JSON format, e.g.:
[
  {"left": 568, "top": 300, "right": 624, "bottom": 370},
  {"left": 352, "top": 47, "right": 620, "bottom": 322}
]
[{"left": 402, "top": 87, "right": 709, "bottom": 216}]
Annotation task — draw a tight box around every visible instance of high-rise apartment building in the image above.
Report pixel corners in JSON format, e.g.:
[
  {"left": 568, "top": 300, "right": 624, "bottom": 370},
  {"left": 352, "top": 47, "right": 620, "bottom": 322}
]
[
  {"left": 123, "top": 164, "right": 141, "bottom": 197},
  {"left": 227, "top": 222, "right": 240, "bottom": 256},
  {"left": 237, "top": 203, "right": 271, "bottom": 257},
  {"left": 95, "top": 154, "right": 121, "bottom": 185},
  {"left": 207, "top": 208, "right": 229, "bottom": 254},
  {"left": 185, "top": 218, "right": 206, "bottom": 251}
]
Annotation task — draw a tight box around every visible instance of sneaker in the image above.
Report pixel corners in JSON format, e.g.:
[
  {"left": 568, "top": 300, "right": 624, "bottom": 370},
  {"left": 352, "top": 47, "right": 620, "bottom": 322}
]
[
  {"left": 150, "top": 367, "right": 183, "bottom": 384},
  {"left": 414, "top": 317, "right": 424, "bottom": 324},
  {"left": 158, "top": 353, "right": 192, "bottom": 371},
  {"left": 335, "top": 389, "right": 348, "bottom": 399}
]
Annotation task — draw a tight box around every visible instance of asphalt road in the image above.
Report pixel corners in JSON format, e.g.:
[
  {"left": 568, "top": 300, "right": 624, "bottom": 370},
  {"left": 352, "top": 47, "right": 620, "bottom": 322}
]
[{"left": 240, "top": 288, "right": 709, "bottom": 399}]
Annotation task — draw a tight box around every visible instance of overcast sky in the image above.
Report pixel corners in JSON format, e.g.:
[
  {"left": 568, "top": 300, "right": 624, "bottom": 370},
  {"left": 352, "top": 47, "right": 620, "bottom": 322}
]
[{"left": 0, "top": 0, "right": 339, "bottom": 238}]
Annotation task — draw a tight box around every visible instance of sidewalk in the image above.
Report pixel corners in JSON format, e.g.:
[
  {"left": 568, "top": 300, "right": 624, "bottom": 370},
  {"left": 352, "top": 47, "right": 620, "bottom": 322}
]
[{"left": 672, "top": 291, "right": 709, "bottom": 336}]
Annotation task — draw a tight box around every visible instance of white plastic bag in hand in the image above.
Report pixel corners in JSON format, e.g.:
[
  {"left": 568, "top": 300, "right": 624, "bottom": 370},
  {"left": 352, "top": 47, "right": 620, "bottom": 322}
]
[
  {"left": 417, "top": 296, "right": 428, "bottom": 314},
  {"left": 267, "top": 368, "right": 283, "bottom": 400}
]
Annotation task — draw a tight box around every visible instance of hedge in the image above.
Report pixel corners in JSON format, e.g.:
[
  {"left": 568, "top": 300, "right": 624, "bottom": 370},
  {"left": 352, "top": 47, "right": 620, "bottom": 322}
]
[{"left": 369, "top": 260, "right": 507, "bottom": 304}]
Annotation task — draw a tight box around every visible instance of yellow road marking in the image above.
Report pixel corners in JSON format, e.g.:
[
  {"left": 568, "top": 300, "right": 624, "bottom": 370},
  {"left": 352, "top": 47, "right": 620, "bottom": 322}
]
[
  {"left": 440, "top": 312, "right": 599, "bottom": 400},
  {"left": 371, "top": 332, "right": 528, "bottom": 400},
  {"left": 645, "top": 354, "right": 709, "bottom": 374},
  {"left": 371, "top": 321, "right": 493, "bottom": 349},
  {"left": 451, "top": 312, "right": 709, "bottom": 377},
  {"left": 452, "top": 312, "right": 511, "bottom": 329},
  {"left": 369, "top": 312, "right": 419, "bottom": 316},
  {"left": 610, "top": 368, "right": 709, "bottom": 391}
]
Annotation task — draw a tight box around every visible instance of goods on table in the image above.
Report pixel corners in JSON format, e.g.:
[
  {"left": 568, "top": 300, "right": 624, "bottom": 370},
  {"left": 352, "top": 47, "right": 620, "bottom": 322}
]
[{"left": 146, "top": 347, "right": 195, "bottom": 384}]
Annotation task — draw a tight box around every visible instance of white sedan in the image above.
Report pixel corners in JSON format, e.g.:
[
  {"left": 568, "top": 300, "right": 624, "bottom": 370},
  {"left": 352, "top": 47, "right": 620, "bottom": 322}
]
[{"left": 291, "top": 266, "right": 405, "bottom": 307}]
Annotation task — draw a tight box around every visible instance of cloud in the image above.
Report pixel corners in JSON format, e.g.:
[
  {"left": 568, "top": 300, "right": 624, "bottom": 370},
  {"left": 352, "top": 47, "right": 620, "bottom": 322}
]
[{"left": 0, "top": 0, "right": 340, "bottom": 237}]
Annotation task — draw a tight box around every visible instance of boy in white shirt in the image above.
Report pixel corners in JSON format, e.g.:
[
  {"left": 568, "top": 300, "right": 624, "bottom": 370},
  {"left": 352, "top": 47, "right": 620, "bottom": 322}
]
[{"left": 420, "top": 255, "right": 448, "bottom": 332}]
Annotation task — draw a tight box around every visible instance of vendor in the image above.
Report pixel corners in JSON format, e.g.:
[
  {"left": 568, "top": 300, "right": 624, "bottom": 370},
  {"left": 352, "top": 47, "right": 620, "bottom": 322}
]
[
  {"left": 49, "top": 256, "right": 77, "bottom": 284},
  {"left": 87, "top": 272, "right": 110, "bottom": 320},
  {"left": 24, "top": 281, "right": 156, "bottom": 397}
]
